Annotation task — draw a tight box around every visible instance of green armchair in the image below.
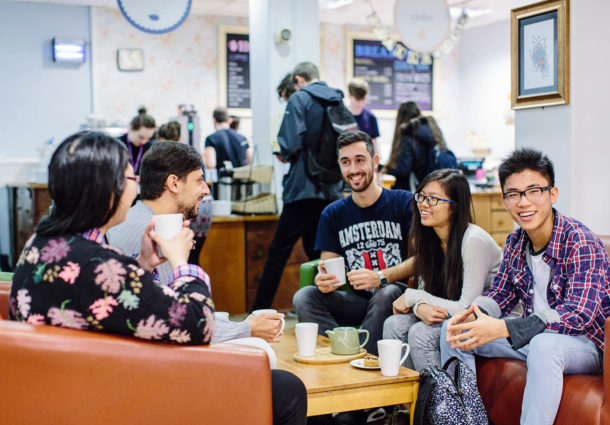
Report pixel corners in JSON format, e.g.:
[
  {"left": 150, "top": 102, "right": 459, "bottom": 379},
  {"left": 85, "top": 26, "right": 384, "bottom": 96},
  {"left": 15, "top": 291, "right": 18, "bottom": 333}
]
[{"left": 299, "top": 259, "right": 352, "bottom": 293}]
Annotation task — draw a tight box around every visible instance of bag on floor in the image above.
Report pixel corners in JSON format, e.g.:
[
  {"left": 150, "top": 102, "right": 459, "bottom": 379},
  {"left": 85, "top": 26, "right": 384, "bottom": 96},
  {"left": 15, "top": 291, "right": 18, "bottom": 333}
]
[{"left": 413, "top": 357, "right": 488, "bottom": 425}]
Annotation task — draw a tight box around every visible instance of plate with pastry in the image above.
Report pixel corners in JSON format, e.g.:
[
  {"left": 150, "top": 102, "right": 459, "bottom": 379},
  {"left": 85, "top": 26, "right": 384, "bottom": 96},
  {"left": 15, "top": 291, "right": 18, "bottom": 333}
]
[{"left": 350, "top": 356, "right": 380, "bottom": 370}]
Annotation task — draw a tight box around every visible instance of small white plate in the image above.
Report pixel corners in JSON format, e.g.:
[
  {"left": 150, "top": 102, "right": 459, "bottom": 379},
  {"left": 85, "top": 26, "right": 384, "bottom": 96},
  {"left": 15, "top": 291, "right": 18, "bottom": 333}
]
[{"left": 350, "top": 358, "right": 380, "bottom": 370}]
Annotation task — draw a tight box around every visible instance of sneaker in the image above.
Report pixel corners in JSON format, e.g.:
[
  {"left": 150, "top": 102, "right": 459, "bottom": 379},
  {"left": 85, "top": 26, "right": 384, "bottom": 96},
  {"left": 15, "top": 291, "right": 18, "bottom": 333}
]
[{"left": 332, "top": 410, "right": 368, "bottom": 425}]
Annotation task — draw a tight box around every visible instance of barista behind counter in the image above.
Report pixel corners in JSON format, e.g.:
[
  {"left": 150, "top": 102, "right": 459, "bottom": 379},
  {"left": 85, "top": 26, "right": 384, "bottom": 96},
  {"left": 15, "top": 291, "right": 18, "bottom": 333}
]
[{"left": 117, "top": 108, "right": 157, "bottom": 175}]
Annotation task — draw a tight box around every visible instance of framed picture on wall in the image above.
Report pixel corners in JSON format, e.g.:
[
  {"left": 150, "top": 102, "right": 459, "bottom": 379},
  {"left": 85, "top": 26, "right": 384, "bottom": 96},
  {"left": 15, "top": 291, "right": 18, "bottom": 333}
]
[
  {"left": 218, "top": 26, "right": 251, "bottom": 114},
  {"left": 511, "top": 0, "right": 569, "bottom": 109}
]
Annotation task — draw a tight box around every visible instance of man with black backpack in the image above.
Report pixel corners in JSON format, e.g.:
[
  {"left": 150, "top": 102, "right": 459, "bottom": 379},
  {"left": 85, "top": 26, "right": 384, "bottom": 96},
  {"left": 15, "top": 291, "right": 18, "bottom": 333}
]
[{"left": 251, "top": 62, "right": 350, "bottom": 311}]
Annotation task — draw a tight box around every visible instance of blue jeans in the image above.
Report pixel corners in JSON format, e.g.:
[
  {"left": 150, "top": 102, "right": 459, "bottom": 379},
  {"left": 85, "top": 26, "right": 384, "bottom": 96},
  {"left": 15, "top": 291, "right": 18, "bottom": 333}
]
[
  {"left": 383, "top": 313, "right": 442, "bottom": 371},
  {"left": 440, "top": 321, "right": 602, "bottom": 425},
  {"left": 293, "top": 283, "right": 406, "bottom": 356}
]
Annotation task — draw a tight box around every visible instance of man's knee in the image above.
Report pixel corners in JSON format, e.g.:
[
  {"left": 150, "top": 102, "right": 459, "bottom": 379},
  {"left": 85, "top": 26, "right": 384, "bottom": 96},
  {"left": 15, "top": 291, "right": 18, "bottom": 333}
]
[
  {"left": 527, "top": 333, "right": 560, "bottom": 367},
  {"left": 292, "top": 286, "right": 320, "bottom": 313},
  {"left": 383, "top": 315, "right": 405, "bottom": 339}
]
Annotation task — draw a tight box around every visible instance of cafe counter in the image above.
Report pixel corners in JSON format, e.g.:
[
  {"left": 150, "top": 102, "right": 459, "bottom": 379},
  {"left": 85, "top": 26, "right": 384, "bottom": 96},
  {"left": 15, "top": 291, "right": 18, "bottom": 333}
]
[{"left": 198, "top": 214, "right": 307, "bottom": 314}]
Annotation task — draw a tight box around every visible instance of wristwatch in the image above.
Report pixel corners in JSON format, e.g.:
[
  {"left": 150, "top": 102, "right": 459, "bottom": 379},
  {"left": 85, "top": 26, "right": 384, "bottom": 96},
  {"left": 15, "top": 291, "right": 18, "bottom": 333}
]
[{"left": 377, "top": 271, "right": 388, "bottom": 287}]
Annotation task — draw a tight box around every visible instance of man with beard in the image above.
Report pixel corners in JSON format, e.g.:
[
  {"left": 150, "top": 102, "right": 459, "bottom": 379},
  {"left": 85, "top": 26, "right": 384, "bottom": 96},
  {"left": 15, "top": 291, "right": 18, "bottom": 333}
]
[
  {"left": 108, "top": 142, "right": 284, "bottom": 345},
  {"left": 293, "top": 130, "right": 414, "bottom": 356}
]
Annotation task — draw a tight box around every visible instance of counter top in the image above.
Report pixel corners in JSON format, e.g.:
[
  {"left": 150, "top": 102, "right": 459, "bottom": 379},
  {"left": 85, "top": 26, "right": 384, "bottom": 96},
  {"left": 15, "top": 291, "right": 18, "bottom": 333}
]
[{"left": 211, "top": 214, "right": 279, "bottom": 223}]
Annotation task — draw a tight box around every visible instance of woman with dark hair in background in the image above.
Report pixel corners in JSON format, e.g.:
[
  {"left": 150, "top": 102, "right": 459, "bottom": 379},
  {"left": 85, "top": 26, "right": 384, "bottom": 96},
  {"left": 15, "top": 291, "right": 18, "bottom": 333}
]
[
  {"left": 384, "top": 101, "right": 446, "bottom": 191},
  {"left": 118, "top": 107, "right": 156, "bottom": 175},
  {"left": 382, "top": 169, "right": 502, "bottom": 371},
  {"left": 10, "top": 131, "right": 214, "bottom": 343}
]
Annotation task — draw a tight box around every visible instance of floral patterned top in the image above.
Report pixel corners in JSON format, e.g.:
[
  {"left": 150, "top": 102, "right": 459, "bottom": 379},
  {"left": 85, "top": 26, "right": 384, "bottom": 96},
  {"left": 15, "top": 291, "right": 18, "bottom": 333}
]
[{"left": 10, "top": 230, "right": 215, "bottom": 345}]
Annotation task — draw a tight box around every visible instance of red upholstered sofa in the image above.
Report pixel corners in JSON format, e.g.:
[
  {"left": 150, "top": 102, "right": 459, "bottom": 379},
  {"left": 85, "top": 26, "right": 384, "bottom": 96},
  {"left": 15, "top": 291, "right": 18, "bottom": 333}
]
[
  {"left": 476, "top": 235, "right": 610, "bottom": 425},
  {"left": 0, "top": 279, "right": 273, "bottom": 425}
]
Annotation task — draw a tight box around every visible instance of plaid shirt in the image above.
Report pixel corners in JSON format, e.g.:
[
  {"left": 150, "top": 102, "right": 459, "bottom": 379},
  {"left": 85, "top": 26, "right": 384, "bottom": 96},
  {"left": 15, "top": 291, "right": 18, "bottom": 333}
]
[{"left": 484, "top": 210, "right": 610, "bottom": 349}]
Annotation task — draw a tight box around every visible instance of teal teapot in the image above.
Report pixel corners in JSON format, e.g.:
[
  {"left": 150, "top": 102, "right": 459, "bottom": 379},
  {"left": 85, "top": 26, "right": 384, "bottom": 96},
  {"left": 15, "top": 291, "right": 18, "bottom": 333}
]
[{"left": 325, "top": 327, "right": 369, "bottom": 355}]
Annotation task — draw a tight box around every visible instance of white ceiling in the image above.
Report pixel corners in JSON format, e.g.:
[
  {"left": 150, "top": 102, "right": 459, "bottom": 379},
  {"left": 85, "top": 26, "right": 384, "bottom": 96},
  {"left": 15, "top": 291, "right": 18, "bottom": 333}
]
[{"left": 11, "top": 0, "right": 535, "bottom": 28}]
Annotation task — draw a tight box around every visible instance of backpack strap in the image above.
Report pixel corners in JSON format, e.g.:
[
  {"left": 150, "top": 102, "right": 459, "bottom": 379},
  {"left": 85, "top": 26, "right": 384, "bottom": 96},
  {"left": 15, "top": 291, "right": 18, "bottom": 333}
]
[{"left": 412, "top": 370, "right": 436, "bottom": 425}]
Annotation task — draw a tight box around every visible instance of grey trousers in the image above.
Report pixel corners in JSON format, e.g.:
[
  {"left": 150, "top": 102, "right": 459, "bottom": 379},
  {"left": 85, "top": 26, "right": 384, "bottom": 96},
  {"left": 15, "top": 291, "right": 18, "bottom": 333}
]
[
  {"left": 383, "top": 313, "right": 442, "bottom": 371},
  {"left": 293, "top": 283, "right": 406, "bottom": 356}
]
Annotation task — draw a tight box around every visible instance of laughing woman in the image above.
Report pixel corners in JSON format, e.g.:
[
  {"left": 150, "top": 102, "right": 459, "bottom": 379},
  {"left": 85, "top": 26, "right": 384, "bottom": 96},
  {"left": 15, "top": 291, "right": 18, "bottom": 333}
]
[{"left": 383, "top": 169, "right": 503, "bottom": 371}]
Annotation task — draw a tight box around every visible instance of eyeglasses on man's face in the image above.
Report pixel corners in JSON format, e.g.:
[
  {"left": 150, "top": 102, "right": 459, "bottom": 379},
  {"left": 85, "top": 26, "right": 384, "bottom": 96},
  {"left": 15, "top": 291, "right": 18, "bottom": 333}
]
[
  {"left": 126, "top": 175, "right": 140, "bottom": 184},
  {"left": 414, "top": 192, "right": 455, "bottom": 206},
  {"left": 502, "top": 186, "right": 552, "bottom": 204}
]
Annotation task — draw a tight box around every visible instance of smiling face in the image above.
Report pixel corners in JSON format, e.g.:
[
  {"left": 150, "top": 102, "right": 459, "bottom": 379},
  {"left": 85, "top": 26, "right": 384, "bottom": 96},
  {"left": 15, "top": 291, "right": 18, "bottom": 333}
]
[
  {"left": 502, "top": 169, "right": 557, "bottom": 240},
  {"left": 338, "top": 141, "right": 378, "bottom": 193},
  {"left": 417, "top": 180, "right": 453, "bottom": 231},
  {"left": 176, "top": 168, "right": 209, "bottom": 219}
]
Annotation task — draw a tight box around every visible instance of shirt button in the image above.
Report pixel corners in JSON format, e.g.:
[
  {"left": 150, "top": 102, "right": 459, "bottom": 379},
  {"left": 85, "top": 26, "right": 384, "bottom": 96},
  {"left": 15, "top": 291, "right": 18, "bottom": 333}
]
[
  {"left": 528, "top": 308, "right": 533, "bottom": 313},
  {"left": 554, "top": 285, "right": 559, "bottom": 290},
  {"left": 529, "top": 289, "right": 534, "bottom": 294}
]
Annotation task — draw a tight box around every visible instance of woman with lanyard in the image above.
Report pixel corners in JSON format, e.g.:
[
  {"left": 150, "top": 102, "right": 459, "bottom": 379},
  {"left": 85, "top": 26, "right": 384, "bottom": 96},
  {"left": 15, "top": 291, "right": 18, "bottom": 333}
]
[{"left": 118, "top": 107, "right": 156, "bottom": 175}]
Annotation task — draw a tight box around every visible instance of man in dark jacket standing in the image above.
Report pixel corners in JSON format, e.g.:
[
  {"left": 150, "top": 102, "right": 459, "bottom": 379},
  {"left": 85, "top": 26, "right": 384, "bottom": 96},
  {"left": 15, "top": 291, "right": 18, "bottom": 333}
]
[{"left": 251, "top": 62, "right": 344, "bottom": 310}]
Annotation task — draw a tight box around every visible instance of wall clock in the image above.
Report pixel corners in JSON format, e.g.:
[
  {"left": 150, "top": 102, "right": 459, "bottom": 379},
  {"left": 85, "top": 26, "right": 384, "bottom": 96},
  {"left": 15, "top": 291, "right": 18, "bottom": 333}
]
[
  {"left": 117, "top": 0, "right": 192, "bottom": 34},
  {"left": 117, "top": 48, "right": 144, "bottom": 72}
]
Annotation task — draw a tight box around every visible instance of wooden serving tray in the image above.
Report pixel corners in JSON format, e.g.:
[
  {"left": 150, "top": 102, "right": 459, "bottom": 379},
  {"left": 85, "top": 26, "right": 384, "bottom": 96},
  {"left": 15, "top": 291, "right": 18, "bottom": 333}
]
[{"left": 293, "top": 347, "right": 366, "bottom": 364}]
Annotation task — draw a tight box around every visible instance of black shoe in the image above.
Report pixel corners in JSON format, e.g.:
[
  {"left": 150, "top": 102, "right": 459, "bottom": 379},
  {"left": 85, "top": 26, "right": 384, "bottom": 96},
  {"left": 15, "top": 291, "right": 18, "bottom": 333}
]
[{"left": 333, "top": 410, "right": 368, "bottom": 425}]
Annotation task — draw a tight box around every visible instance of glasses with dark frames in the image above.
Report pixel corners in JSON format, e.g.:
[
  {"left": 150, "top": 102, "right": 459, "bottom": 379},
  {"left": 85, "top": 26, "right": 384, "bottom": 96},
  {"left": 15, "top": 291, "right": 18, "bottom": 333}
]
[
  {"left": 502, "top": 186, "right": 552, "bottom": 204},
  {"left": 126, "top": 175, "right": 140, "bottom": 184},
  {"left": 414, "top": 192, "right": 455, "bottom": 206}
]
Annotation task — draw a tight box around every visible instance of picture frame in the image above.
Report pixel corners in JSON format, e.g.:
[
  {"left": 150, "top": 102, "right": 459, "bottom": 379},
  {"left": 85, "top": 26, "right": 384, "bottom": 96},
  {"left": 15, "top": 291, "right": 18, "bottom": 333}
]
[{"left": 511, "top": 0, "right": 569, "bottom": 109}]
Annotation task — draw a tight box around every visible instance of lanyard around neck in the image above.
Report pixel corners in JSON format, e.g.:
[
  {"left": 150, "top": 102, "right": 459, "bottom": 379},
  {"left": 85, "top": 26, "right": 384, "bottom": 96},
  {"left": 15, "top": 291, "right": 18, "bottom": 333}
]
[{"left": 127, "top": 139, "right": 144, "bottom": 173}]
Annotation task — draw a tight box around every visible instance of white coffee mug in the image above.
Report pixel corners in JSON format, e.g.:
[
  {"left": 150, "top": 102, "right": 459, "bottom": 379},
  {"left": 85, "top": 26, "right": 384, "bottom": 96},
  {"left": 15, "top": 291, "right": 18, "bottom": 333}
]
[
  {"left": 378, "top": 339, "right": 410, "bottom": 376},
  {"left": 295, "top": 322, "right": 318, "bottom": 356},
  {"left": 153, "top": 213, "right": 183, "bottom": 239},
  {"left": 320, "top": 257, "right": 346, "bottom": 287},
  {"left": 251, "top": 309, "right": 285, "bottom": 338}
]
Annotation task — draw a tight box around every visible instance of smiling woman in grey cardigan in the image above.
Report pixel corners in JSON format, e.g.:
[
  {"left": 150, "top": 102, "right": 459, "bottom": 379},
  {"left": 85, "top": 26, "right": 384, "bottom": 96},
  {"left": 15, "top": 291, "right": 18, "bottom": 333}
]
[{"left": 383, "top": 169, "right": 503, "bottom": 371}]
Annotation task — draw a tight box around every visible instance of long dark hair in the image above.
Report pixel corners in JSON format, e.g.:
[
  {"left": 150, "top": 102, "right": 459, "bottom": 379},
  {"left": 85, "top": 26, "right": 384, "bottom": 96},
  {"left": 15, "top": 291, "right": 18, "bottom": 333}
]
[
  {"left": 410, "top": 169, "right": 472, "bottom": 300},
  {"left": 36, "top": 131, "right": 129, "bottom": 236},
  {"left": 387, "top": 101, "right": 421, "bottom": 168}
]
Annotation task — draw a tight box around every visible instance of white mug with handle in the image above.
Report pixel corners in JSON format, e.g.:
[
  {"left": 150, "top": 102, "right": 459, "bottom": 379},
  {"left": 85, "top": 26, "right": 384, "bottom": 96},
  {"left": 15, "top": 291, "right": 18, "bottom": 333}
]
[
  {"left": 378, "top": 339, "right": 410, "bottom": 376},
  {"left": 251, "top": 309, "right": 285, "bottom": 338}
]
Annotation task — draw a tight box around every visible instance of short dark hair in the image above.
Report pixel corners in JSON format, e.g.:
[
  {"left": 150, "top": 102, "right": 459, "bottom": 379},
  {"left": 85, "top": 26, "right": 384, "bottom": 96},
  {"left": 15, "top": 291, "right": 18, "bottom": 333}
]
[
  {"left": 498, "top": 148, "right": 555, "bottom": 190},
  {"left": 140, "top": 141, "right": 203, "bottom": 200},
  {"left": 157, "top": 121, "right": 181, "bottom": 141},
  {"left": 336, "top": 130, "right": 375, "bottom": 158},
  {"left": 348, "top": 78, "right": 369, "bottom": 100},
  {"left": 130, "top": 107, "right": 156, "bottom": 130},
  {"left": 36, "top": 131, "right": 129, "bottom": 236},
  {"left": 277, "top": 73, "right": 296, "bottom": 100},
  {"left": 213, "top": 107, "right": 228, "bottom": 123},
  {"left": 229, "top": 115, "right": 240, "bottom": 131},
  {"left": 293, "top": 62, "right": 320, "bottom": 83}
]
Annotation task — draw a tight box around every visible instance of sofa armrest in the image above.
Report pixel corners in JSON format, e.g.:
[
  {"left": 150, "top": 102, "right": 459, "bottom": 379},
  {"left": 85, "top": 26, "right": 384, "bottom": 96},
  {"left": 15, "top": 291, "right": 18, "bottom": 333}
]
[
  {"left": 300, "top": 259, "right": 319, "bottom": 288},
  {"left": 0, "top": 321, "right": 273, "bottom": 425}
]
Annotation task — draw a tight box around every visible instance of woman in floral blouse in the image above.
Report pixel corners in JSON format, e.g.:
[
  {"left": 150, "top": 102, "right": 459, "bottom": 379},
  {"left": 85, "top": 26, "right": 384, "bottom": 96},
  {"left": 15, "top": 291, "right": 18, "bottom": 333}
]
[{"left": 10, "top": 131, "right": 215, "bottom": 344}]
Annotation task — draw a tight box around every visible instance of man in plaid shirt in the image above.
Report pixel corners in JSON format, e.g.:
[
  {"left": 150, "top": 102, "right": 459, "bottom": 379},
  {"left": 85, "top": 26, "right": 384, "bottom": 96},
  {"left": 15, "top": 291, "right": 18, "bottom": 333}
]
[{"left": 441, "top": 148, "right": 610, "bottom": 425}]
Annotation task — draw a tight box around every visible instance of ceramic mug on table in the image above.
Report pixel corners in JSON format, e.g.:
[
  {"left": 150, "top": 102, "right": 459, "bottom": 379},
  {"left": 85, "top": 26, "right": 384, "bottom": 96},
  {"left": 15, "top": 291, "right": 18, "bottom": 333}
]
[
  {"left": 325, "top": 326, "right": 369, "bottom": 355},
  {"left": 377, "top": 339, "right": 410, "bottom": 376},
  {"left": 295, "top": 322, "right": 318, "bottom": 356}
]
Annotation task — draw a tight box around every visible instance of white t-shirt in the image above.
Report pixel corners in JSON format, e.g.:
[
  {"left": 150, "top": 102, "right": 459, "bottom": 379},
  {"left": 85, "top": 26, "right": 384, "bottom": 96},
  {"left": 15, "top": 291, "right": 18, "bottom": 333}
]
[{"left": 527, "top": 248, "right": 552, "bottom": 312}]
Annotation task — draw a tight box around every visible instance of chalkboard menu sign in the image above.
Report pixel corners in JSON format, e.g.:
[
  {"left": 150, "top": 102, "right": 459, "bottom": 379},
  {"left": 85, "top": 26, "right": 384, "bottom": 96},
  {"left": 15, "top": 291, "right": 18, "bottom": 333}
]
[
  {"left": 225, "top": 32, "right": 250, "bottom": 109},
  {"left": 351, "top": 38, "right": 433, "bottom": 111}
]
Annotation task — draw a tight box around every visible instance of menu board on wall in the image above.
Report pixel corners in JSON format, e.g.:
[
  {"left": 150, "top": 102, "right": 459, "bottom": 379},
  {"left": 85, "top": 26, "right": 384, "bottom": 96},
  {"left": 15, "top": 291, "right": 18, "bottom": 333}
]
[
  {"left": 218, "top": 27, "right": 250, "bottom": 111},
  {"left": 226, "top": 33, "right": 250, "bottom": 109},
  {"left": 349, "top": 37, "right": 434, "bottom": 111}
]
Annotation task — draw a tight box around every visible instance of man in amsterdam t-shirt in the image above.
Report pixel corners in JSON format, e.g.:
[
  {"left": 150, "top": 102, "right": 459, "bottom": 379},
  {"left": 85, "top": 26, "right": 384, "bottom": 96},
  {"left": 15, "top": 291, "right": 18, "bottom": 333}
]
[{"left": 293, "top": 130, "right": 413, "bottom": 356}]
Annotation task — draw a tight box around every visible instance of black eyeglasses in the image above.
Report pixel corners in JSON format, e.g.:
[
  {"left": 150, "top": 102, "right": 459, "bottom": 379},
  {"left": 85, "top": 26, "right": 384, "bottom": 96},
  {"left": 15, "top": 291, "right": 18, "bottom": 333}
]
[
  {"left": 414, "top": 192, "right": 455, "bottom": 206},
  {"left": 502, "top": 186, "right": 552, "bottom": 204},
  {"left": 126, "top": 175, "right": 140, "bottom": 184}
]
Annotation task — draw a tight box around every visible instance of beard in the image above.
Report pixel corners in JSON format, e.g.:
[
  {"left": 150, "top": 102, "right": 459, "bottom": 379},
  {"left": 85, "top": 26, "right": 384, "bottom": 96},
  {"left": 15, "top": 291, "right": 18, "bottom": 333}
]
[
  {"left": 344, "top": 167, "right": 375, "bottom": 193},
  {"left": 178, "top": 200, "right": 200, "bottom": 220}
]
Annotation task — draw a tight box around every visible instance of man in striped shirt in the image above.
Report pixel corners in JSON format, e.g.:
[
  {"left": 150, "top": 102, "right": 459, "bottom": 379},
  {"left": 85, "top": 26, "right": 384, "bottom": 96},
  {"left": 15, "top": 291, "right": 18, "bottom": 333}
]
[{"left": 441, "top": 148, "right": 610, "bottom": 425}]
